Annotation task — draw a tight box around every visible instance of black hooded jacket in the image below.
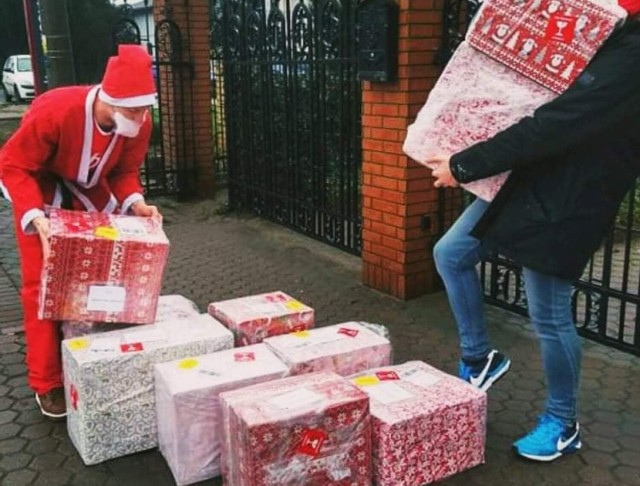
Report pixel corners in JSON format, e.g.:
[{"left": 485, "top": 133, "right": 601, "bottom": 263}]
[{"left": 450, "top": 20, "right": 640, "bottom": 281}]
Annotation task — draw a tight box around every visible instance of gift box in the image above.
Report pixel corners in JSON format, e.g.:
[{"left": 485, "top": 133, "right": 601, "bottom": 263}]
[
  {"left": 403, "top": 0, "right": 624, "bottom": 201},
  {"left": 61, "top": 294, "right": 201, "bottom": 339},
  {"left": 264, "top": 322, "right": 392, "bottom": 377},
  {"left": 155, "top": 344, "right": 290, "bottom": 485},
  {"left": 350, "top": 361, "right": 486, "bottom": 486},
  {"left": 39, "top": 209, "right": 170, "bottom": 323},
  {"left": 208, "top": 291, "right": 314, "bottom": 346},
  {"left": 220, "top": 372, "right": 372, "bottom": 486},
  {"left": 63, "top": 313, "right": 234, "bottom": 465}
]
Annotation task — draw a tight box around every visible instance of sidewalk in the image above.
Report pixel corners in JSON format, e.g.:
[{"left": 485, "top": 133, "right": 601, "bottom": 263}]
[{"left": 0, "top": 196, "right": 639, "bottom": 485}]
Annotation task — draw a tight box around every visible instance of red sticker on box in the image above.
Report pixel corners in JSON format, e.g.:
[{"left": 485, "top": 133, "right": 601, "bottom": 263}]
[
  {"left": 70, "top": 384, "right": 79, "bottom": 410},
  {"left": 338, "top": 327, "right": 359, "bottom": 337},
  {"left": 234, "top": 352, "right": 255, "bottom": 362},
  {"left": 297, "top": 428, "right": 327, "bottom": 457},
  {"left": 120, "top": 342, "right": 144, "bottom": 353},
  {"left": 544, "top": 14, "right": 576, "bottom": 43},
  {"left": 376, "top": 371, "right": 400, "bottom": 381}
]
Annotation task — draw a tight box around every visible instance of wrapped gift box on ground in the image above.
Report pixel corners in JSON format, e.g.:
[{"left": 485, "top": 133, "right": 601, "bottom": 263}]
[
  {"left": 155, "top": 344, "right": 290, "bottom": 485},
  {"left": 350, "top": 361, "right": 486, "bottom": 486},
  {"left": 39, "top": 208, "right": 170, "bottom": 323},
  {"left": 63, "top": 313, "right": 234, "bottom": 465},
  {"left": 220, "top": 372, "right": 372, "bottom": 486},
  {"left": 264, "top": 322, "right": 392, "bottom": 377},
  {"left": 403, "top": 0, "right": 625, "bottom": 201},
  {"left": 61, "top": 294, "right": 201, "bottom": 339},
  {"left": 208, "top": 291, "right": 314, "bottom": 346}
]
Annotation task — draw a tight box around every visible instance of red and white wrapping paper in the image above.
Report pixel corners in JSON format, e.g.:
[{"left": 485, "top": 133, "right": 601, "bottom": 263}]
[
  {"left": 350, "top": 361, "right": 487, "bottom": 486},
  {"left": 61, "top": 294, "right": 200, "bottom": 339},
  {"left": 208, "top": 291, "right": 314, "bottom": 346},
  {"left": 403, "top": 0, "right": 625, "bottom": 201},
  {"left": 219, "top": 372, "right": 372, "bottom": 486},
  {"left": 39, "top": 209, "right": 170, "bottom": 323},
  {"left": 264, "top": 322, "right": 392, "bottom": 377},
  {"left": 155, "top": 344, "right": 290, "bottom": 486}
]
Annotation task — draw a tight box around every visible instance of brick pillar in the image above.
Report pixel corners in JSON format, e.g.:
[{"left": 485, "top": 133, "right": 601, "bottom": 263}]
[
  {"left": 155, "top": 0, "right": 214, "bottom": 198},
  {"left": 361, "top": 1, "right": 443, "bottom": 299}
]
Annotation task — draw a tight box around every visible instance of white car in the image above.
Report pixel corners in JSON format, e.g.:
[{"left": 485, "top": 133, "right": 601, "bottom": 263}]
[{"left": 2, "top": 55, "right": 35, "bottom": 102}]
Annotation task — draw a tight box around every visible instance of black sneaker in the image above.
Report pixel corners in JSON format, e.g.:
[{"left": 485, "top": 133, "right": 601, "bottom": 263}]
[{"left": 458, "top": 349, "right": 511, "bottom": 391}]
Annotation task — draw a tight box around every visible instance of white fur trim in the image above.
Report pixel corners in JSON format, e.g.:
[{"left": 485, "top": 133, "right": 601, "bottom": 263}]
[
  {"left": 103, "top": 193, "right": 118, "bottom": 214},
  {"left": 98, "top": 89, "right": 156, "bottom": 108},
  {"left": 121, "top": 193, "right": 144, "bottom": 214},
  {"left": 0, "top": 180, "right": 11, "bottom": 201},
  {"left": 21, "top": 208, "right": 46, "bottom": 235}
]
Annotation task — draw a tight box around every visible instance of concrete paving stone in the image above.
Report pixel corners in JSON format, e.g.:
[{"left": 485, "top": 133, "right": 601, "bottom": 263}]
[
  {"left": 615, "top": 450, "right": 640, "bottom": 468},
  {"left": 581, "top": 448, "right": 620, "bottom": 468},
  {"left": 0, "top": 409, "right": 16, "bottom": 425},
  {"left": 9, "top": 384, "right": 33, "bottom": 400},
  {"left": 0, "top": 437, "right": 26, "bottom": 455},
  {"left": 29, "top": 451, "right": 66, "bottom": 471},
  {"left": 10, "top": 397, "right": 37, "bottom": 413},
  {"left": 15, "top": 409, "right": 44, "bottom": 426},
  {"left": 3, "top": 363, "right": 26, "bottom": 377},
  {"left": 0, "top": 451, "right": 32, "bottom": 471},
  {"left": 0, "top": 352, "right": 24, "bottom": 365},
  {"left": 1, "top": 468, "right": 37, "bottom": 486},
  {"left": 19, "top": 421, "right": 53, "bottom": 440},
  {"left": 25, "top": 436, "right": 59, "bottom": 455},
  {"left": 30, "top": 468, "right": 73, "bottom": 486},
  {"left": 612, "top": 465, "right": 640, "bottom": 485},
  {"left": 0, "top": 422, "right": 20, "bottom": 441}
]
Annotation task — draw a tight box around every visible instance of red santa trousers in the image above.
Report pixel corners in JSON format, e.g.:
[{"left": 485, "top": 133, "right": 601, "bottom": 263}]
[{"left": 13, "top": 216, "right": 63, "bottom": 395}]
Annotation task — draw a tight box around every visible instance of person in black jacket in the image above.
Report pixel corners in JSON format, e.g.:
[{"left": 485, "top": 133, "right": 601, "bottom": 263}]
[{"left": 427, "top": 11, "right": 640, "bottom": 462}]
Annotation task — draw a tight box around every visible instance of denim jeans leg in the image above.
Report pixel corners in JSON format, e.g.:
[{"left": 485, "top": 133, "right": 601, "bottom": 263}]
[
  {"left": 433, "top": 198, "right": 491, "bottom": 361},
  {"left": 522, "top": 267, "right": 581, "bottom": 425}
]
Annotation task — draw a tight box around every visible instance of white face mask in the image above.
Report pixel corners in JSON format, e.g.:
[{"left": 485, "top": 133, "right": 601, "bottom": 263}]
[{"left": 112, "top": 111, "right": 142, "bottom": 138}]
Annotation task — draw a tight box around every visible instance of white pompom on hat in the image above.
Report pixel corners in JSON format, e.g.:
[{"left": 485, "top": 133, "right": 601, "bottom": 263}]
[{"left": 98, "top": 44, "right": 156, "bottom": 108}]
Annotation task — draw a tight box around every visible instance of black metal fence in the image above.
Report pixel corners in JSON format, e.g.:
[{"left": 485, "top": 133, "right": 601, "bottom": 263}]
[
  {"left": 210, "top": 0, "right": 363, "bottom": 254},
  {"left": 438, "top": 0, "right": 640, "bottom": 355},
  {"left": 112, "top": 2, "right": 197, "bottom": 199}
]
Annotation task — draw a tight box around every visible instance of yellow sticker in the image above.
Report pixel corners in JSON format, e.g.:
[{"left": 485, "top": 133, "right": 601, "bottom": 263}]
[
  {"left": 353, "top": 376, "right": 380, "bottom": 387},
  {"left": 68, "top": 338, "right": 89, "bottom": 351},
  {"left": 178, "top": 358, "right": 199, "bottom": 369},
  {"left": 292, "top": 330, "right": 310, "bottom": 338},
  {"left": 95, "top": 226, "right": 119, "bottom": 240},
  {"left": 286, "top": 300, "right": 306, "bottom": 311}
]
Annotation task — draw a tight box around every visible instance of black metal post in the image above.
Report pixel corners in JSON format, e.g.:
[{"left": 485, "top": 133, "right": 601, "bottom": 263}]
[{"left": 40, "top": 0, "right": 75, "bottom": 88}]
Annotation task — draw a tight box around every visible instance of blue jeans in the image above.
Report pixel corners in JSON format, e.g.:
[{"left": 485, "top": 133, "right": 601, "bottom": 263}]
[{"left": 433, "top": 198, "right": 582, "bottom": 424}]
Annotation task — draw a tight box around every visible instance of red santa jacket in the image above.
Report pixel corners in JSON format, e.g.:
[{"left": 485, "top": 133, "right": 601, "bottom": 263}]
[{"left": 0, "top": 85, "right": 151, "bottom": 234}]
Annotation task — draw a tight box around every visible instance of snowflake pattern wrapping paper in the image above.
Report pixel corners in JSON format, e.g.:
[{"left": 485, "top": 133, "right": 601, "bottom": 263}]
[
  {"left": 264, "top": 322, "right": 392, "bottom": 377},
  {"left": 39, "top": 209, "right": 170, "bottom": 323},
  {"left": 63, "top": 313, "right": 234, "bottom": 465},
  {"left": 208, "top": 291, "right": 314, "bottom": 346},
  {"left": 403, "top": 0, "right": 625, "bottom": 201},
  {"left": 219, "top": 372, "right": 372, "bottom": 486},
  {"left": 155, "top": 344, "right": 290, "bottom": 486},
  {"left": 61, "top": 294, "right": 201, "bottom": 339},
  {"left": 350, "top": 361, "right": 487, "bottom": 486}
]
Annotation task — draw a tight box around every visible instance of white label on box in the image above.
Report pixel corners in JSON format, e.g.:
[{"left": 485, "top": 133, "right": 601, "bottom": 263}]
[
  {"left": 124, "top": 329, "right": 167, "bottom": 344},
  {"left": 90, "top": 337, "right": 121, "bottom": 353},
  {"left": 87, "top": 285, "right": 126, "bottom": 312},
  {"left": 114, "top": 218, "right": 148, "bottom": 236},
  {"left": 402, "top": 369, "right": 441, "bottom": 389},
  {"left": 365, "top": 382, "right": 414, "bottom": 405},
  {"left": 289, "top": 329, "right": 345, "bottom": 347},
  {"left": 245, "top": 302, "right": 283, "bottom": 316},
  {"left": 268, "top": 388, "right": 324, "bottom": 411}
]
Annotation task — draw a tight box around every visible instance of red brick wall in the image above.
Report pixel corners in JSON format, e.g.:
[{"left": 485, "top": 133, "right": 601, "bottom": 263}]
[
  {"left": 361, "top": 0, "right": 444, "bottom": 299},
  {"left": 155, "top": 0, "right": 214, "bottom": 198}
]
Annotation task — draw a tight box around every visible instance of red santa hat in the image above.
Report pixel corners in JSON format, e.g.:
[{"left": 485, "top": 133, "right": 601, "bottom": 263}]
[
  {"left": 98, "top": 44, "right": 156, "bottom": 107},
  {"left": 619, "top": 0, "right": 640, "bottom": 15}
]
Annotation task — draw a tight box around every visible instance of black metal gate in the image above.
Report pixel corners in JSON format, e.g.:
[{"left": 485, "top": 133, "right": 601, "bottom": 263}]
[
  {"left": 210, "top": 0, "right": 363, "bottom": 254},
  {"left": 112, "top": 2, "right": 197, "bottom": 199},
  {"left": 438, "top": 0, "right": 640, "bottom": 356}
]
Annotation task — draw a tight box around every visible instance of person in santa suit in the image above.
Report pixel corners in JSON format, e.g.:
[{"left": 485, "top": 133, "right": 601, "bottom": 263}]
[
  {"left": 426, "top": 2, "right": 640, "bottom": 462},
  {"left": 0, "top": 44, "right": 161, "bottom": 420}
]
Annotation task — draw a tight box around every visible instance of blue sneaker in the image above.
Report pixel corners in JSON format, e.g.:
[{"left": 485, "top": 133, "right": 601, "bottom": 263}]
[
  {"left": 513, "top": 414, "right": 582, "bottom": 462},
  {"left": 458, "top": 349, "right": 511, "bottom": 392}
]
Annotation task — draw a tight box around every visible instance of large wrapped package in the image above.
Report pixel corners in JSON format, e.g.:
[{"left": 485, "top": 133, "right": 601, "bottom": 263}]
[
  {"left": 39, "top": 209, "right": 170, "bottom": 323},
  {"left": 220, "top": 372, "right": 372, "bottom": 486},
  {"left": 208, "top": 291, "right": 314, "bottom": 346},
  {"left": 350, "top": 361, "right": 486, "bottom": 486},
  {"left": 61, "top": 294, "right": 200, "bottom": 339},
  {"left": 155, "top": 344, "right": 290, "bottom": 485},
  {"left": 63, "top": 313, "right": 234, "bottom": 465},
  {"left": 264, "top": 322, "right": 392, "bottom": 377},
  {"left": 403, "top": 0, "right": 626, "bottom": 201}
]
